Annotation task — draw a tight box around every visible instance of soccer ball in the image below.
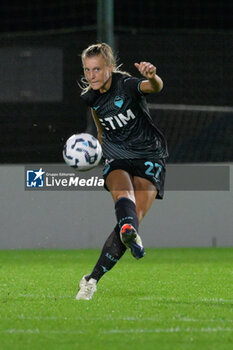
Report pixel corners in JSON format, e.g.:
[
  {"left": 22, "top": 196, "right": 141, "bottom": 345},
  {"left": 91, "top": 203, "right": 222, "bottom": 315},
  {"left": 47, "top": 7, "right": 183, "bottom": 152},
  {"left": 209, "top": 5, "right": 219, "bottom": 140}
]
[{"left": 63, "top": 133, "right": 102, "bottom": 171}]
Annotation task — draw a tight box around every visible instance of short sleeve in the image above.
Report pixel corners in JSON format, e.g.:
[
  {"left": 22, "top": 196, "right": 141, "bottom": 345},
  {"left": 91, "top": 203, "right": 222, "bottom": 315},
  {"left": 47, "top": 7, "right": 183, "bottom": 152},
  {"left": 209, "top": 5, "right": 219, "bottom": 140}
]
[
  {"left": 80, "top": 89, "right": 99, "bottom": 107},
  {"left": 123, "top": 76, "right": 147, "bottom": 99}
]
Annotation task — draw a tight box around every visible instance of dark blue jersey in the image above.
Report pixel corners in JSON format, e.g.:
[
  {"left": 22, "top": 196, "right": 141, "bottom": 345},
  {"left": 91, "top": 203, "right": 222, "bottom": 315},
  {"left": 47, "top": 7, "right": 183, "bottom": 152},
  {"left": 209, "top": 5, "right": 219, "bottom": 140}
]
[{"left": 81, "top": 72, "right": 168, "bottom": 160}]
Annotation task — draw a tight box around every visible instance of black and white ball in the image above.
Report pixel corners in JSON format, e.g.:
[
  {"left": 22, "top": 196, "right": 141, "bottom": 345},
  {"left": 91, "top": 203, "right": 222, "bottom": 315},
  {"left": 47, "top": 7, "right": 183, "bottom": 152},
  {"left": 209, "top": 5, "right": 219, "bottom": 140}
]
[{"left": 63, "top": 133, "right": 102, "bottom": 171}]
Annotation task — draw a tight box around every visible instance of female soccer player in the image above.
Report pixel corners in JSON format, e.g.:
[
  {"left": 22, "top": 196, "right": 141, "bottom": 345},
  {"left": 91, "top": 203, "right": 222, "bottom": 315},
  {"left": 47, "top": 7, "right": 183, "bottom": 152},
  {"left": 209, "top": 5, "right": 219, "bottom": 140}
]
[{"left": 76, "top": 43, "right": 168, "bottom": 300}]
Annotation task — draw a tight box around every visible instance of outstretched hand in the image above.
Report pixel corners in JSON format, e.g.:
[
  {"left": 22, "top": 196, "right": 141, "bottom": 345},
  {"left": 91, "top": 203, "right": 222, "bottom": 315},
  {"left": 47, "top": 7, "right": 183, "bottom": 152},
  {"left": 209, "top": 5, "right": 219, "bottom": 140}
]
[{"left": 134, "top": 62, "right": 157, "bottom": 79}]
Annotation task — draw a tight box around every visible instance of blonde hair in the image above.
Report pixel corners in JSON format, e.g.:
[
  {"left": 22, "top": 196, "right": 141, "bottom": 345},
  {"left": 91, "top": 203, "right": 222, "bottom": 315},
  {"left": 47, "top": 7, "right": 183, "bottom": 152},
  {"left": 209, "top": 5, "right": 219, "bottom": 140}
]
[{"left": 80, "top": 43, "right": 130, "bottom": 94}]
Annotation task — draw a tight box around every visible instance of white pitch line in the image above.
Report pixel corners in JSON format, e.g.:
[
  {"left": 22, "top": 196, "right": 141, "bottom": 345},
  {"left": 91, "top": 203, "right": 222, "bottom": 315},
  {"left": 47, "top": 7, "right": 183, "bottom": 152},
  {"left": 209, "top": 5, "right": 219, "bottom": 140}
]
[
  {"left": 1, "top": 327, "right": 233, "bottom": 335},
  {"left": 0, "top": 329, "right": 40, "bottom": 334},
  {"left": 177, "top": 317, "right": 233, "bottom": 323},
  {"left": 139, "top": 296, "right": 233, "bottom": 304},
  {"left": 16, "top": 295, "right": 233, "bottom": 304},
  {"left": 0, "top": 315, "right": 233, "bottom": 323},
  {"left": 104, "top": 327, "right": 233, "bottom": 334},
  {"left": 18, "top": 294, "right": 73, "bottom": 299},
  {"left": 0, "top": 316, "right": 104, "bottom": 321},
  {"left": 0, "top": 329, "right": 84, "bottom": 334}
]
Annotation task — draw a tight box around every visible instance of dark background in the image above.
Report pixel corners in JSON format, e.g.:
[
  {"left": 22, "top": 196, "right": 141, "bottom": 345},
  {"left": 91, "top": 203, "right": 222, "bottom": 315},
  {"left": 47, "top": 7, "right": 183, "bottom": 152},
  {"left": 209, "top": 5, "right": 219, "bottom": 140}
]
[{"left": 0, "top": 1, "right": 232, "bottom": 163}]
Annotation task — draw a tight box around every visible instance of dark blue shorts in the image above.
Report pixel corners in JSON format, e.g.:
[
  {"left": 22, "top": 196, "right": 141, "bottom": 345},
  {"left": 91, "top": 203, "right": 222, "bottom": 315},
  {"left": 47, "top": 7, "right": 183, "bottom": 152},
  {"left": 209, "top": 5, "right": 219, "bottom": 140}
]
[{"left": 102, "top": 158, "right": 166, "bottom": 199}]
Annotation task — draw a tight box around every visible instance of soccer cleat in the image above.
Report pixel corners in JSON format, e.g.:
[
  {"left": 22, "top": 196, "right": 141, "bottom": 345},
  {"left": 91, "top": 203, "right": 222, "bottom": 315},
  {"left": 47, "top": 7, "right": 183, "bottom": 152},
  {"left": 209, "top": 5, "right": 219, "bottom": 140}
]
[
  {"left": 120, "top": 224, "right": 145, "bottom": 259},
  {"left": 75, "top": 275, "right": 97, "bottom": 300}
]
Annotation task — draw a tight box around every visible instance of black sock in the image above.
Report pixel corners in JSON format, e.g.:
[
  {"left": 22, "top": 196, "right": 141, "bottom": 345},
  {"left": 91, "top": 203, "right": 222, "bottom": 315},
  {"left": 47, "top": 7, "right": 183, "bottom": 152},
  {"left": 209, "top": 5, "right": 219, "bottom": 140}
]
[
  {"left": 87, "top": 225, "right": 127, "bottom": 282},
  {"left": 115, "top": 197, "right": 139, "bottom": 232}
]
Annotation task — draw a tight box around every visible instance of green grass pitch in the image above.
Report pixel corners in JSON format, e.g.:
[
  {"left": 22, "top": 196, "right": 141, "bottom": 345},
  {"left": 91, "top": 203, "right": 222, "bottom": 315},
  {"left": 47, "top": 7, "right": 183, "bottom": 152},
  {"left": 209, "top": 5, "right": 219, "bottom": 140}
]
[{"left": 0, "top": 248, "right": 233, "bottom": 350}]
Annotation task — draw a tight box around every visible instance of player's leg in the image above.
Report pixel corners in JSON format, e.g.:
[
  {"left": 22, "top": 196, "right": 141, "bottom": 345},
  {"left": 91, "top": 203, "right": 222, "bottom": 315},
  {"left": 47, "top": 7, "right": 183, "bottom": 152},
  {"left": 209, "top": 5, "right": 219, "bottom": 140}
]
[
  {"left": 106, "top": 169, "right": 135, "bottom": 202},
  {"left": 76, "top": 177, "right": 158, "bottom": 300},
  {"left": 76, "top": 169, "right": 135, "bottom": 300},
  {"left": 84, "top": 169, "right": 142, "bottom": 283},
  {"left": 76, "top": 171, "right": 154, "bottom": 300},
  {"left": 106, "top": 169, "right": 138, "bottom": 231},
  {"left": 113, "top": 175, "right": 158, "bottom": 259},
  {"left": 76, "top": 225, "right": 126, "bottom": 300},
  {"left": 133, "top": 176, "right": 158, "bottom": 222},
  {"left": 106, "top": 169, "right": 145, "bottom": 259}
]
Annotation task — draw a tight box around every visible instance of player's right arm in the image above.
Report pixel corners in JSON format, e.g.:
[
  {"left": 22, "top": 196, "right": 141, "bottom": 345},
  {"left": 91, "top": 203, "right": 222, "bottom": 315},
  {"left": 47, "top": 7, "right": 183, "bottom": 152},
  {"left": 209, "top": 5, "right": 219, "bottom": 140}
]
[
  {"left": 134, "top": 62, "right": 163, "bottom": 93},
  {"left": 91, "top": 108, "right": 103, "bottom": 144}
]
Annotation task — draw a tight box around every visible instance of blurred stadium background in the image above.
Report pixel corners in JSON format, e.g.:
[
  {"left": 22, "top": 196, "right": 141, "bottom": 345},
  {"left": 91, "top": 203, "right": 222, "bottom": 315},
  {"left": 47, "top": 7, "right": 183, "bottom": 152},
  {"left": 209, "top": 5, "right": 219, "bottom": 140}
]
[
  {"left": 0, "top": 0, "right": 232, "bottom": 249},
  {"left": 0, "top": 0, "right": 232, "bottom": 163}
]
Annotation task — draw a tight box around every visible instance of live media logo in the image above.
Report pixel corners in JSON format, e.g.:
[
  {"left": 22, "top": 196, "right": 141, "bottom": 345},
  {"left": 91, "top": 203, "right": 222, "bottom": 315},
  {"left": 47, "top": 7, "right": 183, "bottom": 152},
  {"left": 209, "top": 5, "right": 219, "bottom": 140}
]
[
  {"left": 26, "top": 168, "right": 45, "bottom": 188},
  {"left": 25, "top": 166, "right": 104, "bottom": 191}
]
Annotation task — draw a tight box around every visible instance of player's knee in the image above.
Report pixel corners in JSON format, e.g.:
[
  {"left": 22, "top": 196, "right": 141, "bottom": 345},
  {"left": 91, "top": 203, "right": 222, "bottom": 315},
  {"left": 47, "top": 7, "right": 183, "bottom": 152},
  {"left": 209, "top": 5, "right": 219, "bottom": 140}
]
[{"left": 113, "top": 191, "right": 135, "bottom": 203}]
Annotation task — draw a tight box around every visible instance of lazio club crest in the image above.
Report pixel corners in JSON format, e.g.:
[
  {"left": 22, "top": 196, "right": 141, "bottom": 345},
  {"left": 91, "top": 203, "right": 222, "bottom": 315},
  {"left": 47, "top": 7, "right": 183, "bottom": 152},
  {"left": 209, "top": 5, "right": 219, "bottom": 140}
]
[{"left": 114, "top": 96, "right": 124, "bottom": 108}]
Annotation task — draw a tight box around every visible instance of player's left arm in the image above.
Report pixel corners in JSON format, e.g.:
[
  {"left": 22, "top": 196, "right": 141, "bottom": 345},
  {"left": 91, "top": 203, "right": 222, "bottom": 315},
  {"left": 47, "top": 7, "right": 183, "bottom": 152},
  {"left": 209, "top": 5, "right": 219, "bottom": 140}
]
[{"left": 134, "top": 62, "right": 163, "bottom": 93}]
